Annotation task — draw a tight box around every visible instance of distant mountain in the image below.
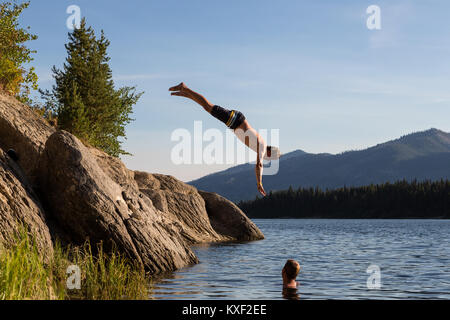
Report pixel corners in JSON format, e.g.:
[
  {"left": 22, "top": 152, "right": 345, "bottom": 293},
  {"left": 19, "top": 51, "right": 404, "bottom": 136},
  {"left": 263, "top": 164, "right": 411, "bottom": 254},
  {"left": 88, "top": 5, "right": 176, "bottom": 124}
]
[{"left": 189, "top": 128, "right": 450, "bottom": 202}]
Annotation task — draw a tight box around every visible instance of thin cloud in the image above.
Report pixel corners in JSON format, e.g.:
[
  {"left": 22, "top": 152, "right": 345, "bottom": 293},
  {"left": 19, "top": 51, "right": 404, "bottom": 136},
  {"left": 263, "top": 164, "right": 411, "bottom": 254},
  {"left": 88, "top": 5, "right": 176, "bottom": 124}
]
[
  {"left": 367, "top": 1, "right": 416, "bottom": 49},
  {"left": 113, "top": 72, "right": 209, "bottom": 81}
]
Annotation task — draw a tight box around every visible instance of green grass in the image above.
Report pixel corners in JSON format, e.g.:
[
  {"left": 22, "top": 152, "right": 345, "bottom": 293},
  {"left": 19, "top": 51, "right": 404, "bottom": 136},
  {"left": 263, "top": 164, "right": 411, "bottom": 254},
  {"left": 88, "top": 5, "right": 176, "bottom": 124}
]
[{"left": 0, "top": 227, "right": 152, "bottom": 300}]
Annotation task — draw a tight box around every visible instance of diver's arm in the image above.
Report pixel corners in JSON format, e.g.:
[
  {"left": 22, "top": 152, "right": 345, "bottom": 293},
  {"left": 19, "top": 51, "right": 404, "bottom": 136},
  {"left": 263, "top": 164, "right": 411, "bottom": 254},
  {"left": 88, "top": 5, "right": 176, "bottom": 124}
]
[
  {"left": 255, "top": 161, "right": 266, "bottom": 196},
  {"left": 234, "top": 125, "right": 267, "bottom": 196},
  {"left": 255, "top": 137, "right": 267, "bottom": 196}
]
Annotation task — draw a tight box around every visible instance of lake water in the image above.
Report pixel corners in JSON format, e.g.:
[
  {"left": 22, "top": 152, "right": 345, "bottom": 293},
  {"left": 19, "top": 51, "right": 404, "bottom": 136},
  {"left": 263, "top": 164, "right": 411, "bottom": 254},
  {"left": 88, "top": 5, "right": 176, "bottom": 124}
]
[{"left": 151, "top": 219, "right": 450, "bottom": 299}]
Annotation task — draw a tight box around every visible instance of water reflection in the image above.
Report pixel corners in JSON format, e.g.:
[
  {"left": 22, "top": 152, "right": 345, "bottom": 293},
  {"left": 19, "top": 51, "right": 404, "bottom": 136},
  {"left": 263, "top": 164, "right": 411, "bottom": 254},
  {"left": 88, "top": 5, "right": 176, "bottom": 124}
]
[{"left": 282, "top": 287, "right": 300, "bottom": 300}]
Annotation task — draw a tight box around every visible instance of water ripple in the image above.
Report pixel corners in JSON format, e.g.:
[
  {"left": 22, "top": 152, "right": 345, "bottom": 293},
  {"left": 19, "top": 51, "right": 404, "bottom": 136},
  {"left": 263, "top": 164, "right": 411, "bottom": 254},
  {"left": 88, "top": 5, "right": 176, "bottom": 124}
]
[{"left": 151, "top": 219, "right": 450, "bottom": 299}]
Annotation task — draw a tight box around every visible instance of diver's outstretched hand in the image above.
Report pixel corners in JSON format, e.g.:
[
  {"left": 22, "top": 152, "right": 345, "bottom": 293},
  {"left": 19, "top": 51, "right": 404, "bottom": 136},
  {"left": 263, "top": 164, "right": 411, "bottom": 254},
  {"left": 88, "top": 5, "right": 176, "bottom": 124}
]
[
  {"left": 257, "top": 183, "right": 267, "bottom": 197},
  {"left": 169, "top": 82, "right": 191, "bottom": 98}
]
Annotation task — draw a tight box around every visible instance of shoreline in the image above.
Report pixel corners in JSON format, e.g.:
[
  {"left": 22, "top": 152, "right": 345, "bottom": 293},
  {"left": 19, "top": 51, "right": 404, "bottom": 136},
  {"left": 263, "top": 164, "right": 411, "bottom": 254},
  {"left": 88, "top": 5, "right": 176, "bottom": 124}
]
[{"left": 249, "top": 217, "right": 450, "bottom": 220}]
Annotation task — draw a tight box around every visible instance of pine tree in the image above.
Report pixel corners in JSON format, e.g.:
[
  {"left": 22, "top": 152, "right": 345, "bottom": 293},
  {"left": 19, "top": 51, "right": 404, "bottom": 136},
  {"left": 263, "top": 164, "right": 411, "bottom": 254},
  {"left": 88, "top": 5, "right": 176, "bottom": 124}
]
[{"left": 42, "top": 18, "right": 143, "bottom": 157}]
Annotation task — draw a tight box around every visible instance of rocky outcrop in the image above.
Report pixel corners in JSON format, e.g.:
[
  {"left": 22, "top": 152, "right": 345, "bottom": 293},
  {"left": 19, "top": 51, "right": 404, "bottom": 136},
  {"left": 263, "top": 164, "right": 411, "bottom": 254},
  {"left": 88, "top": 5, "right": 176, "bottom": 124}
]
[
  {"left": 199, "top": 191, "right": 265, "bottom": 241},
  {"left": 39, "top": 131, "right": 198, "bottom": 273},
  {"left": 0, "top": 94, "right": 55, "bottom": 187},
  {"left": 0, "top": 93, "right": 264, "bottom": 273},
  {"left": 133, "top": 172, "right": 227, "bottom": 243},
  {"left": 0, "top": 148, "right": 53, "bottom": 255}
]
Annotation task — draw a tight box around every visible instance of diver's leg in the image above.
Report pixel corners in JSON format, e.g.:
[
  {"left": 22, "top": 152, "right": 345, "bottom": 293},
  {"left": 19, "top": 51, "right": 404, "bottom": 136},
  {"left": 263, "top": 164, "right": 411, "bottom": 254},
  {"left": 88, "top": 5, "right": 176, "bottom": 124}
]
[
  {"left": 169, "top": 82, "right": 214, "bottom": 113},
  {"left": 169, "top": 83, "right": 242, "bottom": 129}
]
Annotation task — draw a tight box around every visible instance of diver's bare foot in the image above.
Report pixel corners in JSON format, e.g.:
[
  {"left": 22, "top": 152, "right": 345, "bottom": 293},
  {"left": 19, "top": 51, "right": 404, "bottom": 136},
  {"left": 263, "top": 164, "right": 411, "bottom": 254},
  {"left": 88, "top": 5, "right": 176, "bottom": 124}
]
[
  {"left": 169, "top": 82, "right": 186, "bottom": 91},
  {"left": 169, "top": 82, "right": 191, "bottom": 98}
]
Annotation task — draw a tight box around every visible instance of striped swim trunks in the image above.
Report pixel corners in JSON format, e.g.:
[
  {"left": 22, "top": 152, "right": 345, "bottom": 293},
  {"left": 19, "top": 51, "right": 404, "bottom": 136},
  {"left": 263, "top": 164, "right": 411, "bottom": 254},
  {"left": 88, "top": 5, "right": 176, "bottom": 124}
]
[{"left": 210, "top": 105, "right": 246, "bottom": 130}]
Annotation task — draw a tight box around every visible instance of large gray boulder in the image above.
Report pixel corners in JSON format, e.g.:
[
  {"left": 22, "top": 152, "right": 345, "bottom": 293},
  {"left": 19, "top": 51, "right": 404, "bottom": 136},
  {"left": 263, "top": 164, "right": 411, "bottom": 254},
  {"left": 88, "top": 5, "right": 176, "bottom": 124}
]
[
  {"left": 38, "top": 130, "right": 198, "bottom": 272},
  {"left": 0, "top": 94, "right": 55, "bottom": 187},
  {"left": 0, "top": 148, "right": 53, "bottom": 255},
  {"left": 198, "top": 191, "right": 265, "bottom": 241},
  {"left": 133, "top": 172, "right": 226, "bottom": 243}
]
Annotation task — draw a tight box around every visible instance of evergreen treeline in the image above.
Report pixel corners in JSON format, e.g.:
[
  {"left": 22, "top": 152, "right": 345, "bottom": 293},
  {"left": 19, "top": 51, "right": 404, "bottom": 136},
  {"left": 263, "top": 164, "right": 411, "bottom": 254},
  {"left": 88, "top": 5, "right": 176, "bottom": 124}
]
[{"left": 238, "top": 180, "right": 450, "bottom": 219}]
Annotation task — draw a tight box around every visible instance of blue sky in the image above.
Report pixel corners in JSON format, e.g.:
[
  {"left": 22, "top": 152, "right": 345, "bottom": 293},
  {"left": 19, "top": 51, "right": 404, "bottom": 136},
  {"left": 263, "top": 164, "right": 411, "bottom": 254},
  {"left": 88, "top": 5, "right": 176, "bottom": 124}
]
[{"left": 21, "top": 0, "right": 450, "bottom": 181}]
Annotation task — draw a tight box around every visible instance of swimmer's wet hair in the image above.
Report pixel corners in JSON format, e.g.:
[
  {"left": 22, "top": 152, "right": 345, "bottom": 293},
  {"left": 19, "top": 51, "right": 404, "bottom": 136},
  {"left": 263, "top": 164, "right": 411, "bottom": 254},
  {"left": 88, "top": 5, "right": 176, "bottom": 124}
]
[{"left": 283, "top": 259, "right": 300, "bottom": 280}]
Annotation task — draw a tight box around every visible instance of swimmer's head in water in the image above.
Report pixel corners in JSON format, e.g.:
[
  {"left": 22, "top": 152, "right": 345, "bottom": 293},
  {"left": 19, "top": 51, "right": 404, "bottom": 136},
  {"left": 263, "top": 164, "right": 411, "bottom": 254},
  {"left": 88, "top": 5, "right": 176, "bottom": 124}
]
[
  {"left": 282, "top": 259, "right": 300, "bottom": 280},
  {"left": 265, "top": 146, "right": 281, "bottom": 160}
]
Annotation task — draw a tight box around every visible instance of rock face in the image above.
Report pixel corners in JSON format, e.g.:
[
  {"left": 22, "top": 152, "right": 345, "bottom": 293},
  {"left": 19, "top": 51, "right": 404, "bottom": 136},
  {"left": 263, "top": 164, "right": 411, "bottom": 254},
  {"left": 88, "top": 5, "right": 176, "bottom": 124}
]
[
  {"left": 0, "top": 93, "right": 264, "bottom": 273},
  {"left": 0, "top": 94, "right": 55, "bottom": 187},
  {"left": 0, "top": 148, "right": 53, "bottom": 255},
  {"left": 39, "top": 131, "right": 198, "bottom": 273},
  {"left": 133, "top": 172, "right": 226, "bottom": 243},
  {"left": 199, "top": 191, "right": 265, "bottom": 241}
]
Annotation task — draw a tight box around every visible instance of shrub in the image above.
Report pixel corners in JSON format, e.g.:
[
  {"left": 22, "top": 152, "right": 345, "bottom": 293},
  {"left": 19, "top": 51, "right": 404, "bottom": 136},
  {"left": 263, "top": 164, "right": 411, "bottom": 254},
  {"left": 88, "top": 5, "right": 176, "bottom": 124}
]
[{"left": 0, "top": 1, "right": 38, "bottom": 103}]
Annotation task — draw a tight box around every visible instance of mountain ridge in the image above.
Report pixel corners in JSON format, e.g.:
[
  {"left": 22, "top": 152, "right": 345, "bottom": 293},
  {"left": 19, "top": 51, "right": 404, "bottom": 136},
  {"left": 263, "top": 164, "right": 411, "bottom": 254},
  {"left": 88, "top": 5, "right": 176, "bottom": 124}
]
[{"left": 189, "top": 128, "right": 450, "bottom": 202}]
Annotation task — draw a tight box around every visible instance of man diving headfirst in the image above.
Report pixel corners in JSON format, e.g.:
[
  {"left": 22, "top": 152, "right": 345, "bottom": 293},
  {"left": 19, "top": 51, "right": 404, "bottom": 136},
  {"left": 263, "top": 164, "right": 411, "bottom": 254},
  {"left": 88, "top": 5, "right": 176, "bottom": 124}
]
[{"left": 169, "top": 82, "right": 281, "bottom": 196}]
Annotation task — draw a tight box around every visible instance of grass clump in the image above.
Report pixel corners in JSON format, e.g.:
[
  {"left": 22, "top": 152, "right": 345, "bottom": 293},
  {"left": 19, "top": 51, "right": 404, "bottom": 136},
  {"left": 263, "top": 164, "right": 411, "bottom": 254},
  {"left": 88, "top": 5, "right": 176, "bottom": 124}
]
[{"left": 0, "top": 227, "right": 151, "bottom": 300}]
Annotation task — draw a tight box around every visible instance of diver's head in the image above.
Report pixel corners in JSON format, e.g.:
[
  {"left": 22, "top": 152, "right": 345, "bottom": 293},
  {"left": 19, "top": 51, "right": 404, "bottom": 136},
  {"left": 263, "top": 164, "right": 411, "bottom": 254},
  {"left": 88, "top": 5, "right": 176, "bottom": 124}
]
[{"left": 265, "top": 146, "right": 281, "bottom": 160}]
